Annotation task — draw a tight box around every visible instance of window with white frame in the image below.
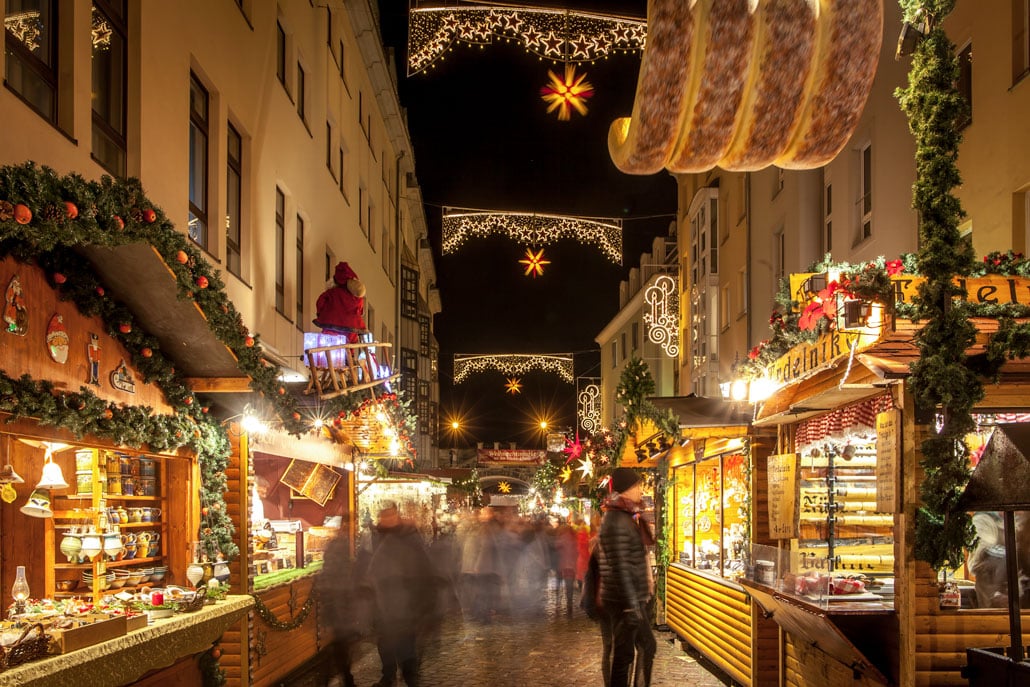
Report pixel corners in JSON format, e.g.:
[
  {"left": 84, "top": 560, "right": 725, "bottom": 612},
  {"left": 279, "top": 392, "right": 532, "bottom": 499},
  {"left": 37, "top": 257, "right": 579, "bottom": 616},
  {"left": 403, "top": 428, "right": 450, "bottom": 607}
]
[
  {"left": 275, "top": 187, "right": 286, "bottom": 314},
  {"left": 188, "top": 73, "right": 210, "bottom": 249},
  {"left": 858, "top": 143, "right": 872, "bottom": 242},
  {"left": 91, "top": 0, "right": 127, "bottom": 177},
  {"left": 226, "top": 123, "right": 243, "bottom": 277},
  {"left": 688, "top": 187, "right": 720, "bottom": 392}
]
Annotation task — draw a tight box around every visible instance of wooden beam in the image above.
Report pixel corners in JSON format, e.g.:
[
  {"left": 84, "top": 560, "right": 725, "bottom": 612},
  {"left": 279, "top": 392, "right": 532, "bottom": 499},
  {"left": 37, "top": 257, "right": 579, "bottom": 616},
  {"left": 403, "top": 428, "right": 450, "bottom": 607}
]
[{"left": 185, "top": 377, "right": 254, "bottom": 393}]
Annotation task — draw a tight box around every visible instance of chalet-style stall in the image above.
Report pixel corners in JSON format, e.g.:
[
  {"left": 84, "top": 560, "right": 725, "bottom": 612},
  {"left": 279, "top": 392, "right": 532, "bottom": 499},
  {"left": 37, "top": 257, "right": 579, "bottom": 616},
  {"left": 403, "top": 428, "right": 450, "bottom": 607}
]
[
  {"left": 737, "top": 271, "right": 1030, "bottom": 687},
  {"left": 0, "top": 165, "right": 260, "bottom": 685},
  {"left": 649, "top": 396, "right": 779, "bottom": 687}
]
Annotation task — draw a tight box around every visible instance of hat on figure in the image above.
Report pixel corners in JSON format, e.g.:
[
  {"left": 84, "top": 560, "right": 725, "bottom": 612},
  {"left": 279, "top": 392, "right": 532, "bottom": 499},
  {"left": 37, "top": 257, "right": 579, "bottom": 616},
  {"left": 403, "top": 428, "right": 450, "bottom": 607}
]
[{"left": 611, "top": 467, "right": 641, "bottom": 494}]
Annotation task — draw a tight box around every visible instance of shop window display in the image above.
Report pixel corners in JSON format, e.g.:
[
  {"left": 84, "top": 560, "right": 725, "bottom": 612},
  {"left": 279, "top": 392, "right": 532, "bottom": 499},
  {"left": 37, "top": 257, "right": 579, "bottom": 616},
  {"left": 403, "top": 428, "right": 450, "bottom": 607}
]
[{"left": 674, "top": 453, "right": 748, "bottom": 578}]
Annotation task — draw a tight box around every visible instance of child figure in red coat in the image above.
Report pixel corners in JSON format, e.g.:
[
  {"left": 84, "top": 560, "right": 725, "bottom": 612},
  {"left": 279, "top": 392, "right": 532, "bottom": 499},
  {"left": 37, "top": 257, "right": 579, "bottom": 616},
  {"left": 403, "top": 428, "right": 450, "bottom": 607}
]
[{"left": 314, "top": 262, "right": 367, "bottom": 342}]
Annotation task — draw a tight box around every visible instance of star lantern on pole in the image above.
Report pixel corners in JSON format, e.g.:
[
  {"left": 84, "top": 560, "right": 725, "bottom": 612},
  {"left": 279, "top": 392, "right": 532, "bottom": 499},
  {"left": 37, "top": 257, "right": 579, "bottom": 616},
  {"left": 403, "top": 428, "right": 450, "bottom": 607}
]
[
  {"left": 540, "top": 64, "right": 594, "bottom": 121},
  {"left": 519, "top": 247, "right": 550, "bottom": 277},
  {"left": 560, "top": 465, "right": 573, "bottom": 482},
  {"left": 576, "top": 456, "right": 594, "bottom": 479},
  {"left": 505, "top": 377, "right": 523, "bottom": 394},
  {"left": 563, "top": 434, "right": 584, "bottom": 463},
  {"left": 498, "top": 481, "right": 512, "bottom": 494}
]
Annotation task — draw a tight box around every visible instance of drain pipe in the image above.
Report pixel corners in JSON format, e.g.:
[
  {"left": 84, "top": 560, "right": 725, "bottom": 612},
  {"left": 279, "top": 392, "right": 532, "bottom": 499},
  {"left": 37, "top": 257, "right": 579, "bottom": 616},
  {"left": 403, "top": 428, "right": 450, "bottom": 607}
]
[{"left": 394, "top": 149, "right": 406, "bottom": 352}]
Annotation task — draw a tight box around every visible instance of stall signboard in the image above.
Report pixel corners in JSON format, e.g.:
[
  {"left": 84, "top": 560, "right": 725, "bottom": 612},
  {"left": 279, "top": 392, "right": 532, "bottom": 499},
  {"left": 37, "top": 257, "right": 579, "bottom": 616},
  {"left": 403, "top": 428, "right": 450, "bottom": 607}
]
[
  {"left": 477, "top": 448, "right": 545, "bottom": 466},
  {"left": 768, "top": 328, "right": 881, "bottom": 387},
  {"left": 875, "top": 409, "right": 900, "bottom": 512},
  {"left": 767, "top": 453, "right": 799, "bottom": 539},
  {"left": 789, "top": 272, "right": 1030, "bottom": 310}
]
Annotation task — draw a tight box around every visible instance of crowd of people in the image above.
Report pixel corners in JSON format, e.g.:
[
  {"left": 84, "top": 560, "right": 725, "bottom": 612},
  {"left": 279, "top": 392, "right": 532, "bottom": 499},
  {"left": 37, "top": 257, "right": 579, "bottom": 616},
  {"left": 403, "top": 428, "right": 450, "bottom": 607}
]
[{"left": 319, "top": 470, "right": 656, "bottom": 687}]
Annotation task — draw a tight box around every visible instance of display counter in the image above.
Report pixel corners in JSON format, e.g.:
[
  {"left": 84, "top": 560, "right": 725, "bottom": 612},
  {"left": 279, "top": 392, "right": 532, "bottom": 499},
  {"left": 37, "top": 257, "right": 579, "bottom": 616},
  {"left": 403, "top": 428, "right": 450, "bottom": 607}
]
[{"left": 0, "top": 595, "right": 253, "bottom": 687}]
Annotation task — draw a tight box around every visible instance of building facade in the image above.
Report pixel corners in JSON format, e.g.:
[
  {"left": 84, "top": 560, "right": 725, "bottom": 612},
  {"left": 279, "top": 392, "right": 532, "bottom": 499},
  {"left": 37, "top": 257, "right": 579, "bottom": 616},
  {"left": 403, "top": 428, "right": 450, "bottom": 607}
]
[{"left": 1, "top": 0, "right": 441, "bottom": 464}]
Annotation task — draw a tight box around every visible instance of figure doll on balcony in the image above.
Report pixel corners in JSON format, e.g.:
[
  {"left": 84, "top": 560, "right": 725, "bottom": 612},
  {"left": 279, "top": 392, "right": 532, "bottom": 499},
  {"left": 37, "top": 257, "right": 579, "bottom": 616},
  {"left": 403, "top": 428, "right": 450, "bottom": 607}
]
[{"left": 314, "top": 261, "right": 367, "bottom": 343}]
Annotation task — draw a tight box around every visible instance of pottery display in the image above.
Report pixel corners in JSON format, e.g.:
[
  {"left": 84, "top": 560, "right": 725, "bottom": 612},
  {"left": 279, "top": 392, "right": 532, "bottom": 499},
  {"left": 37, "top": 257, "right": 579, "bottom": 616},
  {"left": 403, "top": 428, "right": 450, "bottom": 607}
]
[{"left": 59, "top": 531, "right": 82, "bottom": 563}]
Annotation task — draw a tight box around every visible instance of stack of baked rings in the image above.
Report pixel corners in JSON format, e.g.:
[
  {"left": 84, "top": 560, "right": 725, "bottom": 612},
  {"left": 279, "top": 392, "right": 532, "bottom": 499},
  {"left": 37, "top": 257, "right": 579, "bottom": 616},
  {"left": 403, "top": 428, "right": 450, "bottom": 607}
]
[{"left": 608, "top": 0, "right": 884, "bottom": 174}]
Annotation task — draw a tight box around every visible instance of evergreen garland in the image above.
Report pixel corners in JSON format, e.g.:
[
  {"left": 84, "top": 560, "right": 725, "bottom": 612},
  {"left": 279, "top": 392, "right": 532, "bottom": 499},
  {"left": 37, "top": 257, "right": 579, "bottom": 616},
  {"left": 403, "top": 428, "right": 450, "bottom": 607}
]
[{"left": 896, "top": 0, "right": 978, "bottom": 570}]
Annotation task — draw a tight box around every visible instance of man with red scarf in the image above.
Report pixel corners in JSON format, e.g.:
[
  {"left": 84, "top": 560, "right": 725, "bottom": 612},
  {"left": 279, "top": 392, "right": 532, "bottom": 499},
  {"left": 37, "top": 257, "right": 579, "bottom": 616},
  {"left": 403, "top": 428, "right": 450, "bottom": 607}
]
[{"left": 598, "top": 467, "right": 656, "bottom": 687}]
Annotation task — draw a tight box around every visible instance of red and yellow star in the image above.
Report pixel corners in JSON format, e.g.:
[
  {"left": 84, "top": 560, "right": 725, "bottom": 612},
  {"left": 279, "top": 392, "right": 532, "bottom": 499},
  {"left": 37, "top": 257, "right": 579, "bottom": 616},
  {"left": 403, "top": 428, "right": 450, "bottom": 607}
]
[
  {"left": 519, "top": 247, "right": 550, "bottom": 278},
  {"left": 540, "top": 65, "right": 594, "bottom": 121},
  {"left": 505, "top": 377, "right": 523, "bottom": 394}
]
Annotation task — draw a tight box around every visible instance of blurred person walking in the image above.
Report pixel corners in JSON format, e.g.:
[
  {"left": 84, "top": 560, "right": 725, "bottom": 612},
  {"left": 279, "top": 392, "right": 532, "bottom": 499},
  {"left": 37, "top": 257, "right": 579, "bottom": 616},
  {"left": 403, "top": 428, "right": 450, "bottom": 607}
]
[
  {"left": 317, "top": 524, "right": 366, "bottom": 687},
  {"left": 554, "top": 518, "right": 578, "bottom": 616},
  {"left": 366, "top": 501, "right": 438, "bottom": 687},
  {"left": 598, "top": 468, "right": 656, "bottom": 687}
]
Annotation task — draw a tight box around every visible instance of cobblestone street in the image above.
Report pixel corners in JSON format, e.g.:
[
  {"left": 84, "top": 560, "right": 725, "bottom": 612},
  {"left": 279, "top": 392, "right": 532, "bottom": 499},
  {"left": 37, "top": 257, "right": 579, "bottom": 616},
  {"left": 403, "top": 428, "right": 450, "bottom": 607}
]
[{"left": 290, "top": 592, "right": 730, "bottom": 687}]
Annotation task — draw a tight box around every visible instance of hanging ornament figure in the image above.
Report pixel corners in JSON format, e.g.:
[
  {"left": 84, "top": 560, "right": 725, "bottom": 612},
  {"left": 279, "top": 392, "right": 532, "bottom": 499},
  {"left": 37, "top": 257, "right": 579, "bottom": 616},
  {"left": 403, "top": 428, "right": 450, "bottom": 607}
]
[
  {"left": 87, "top": 333, "right": 101, "bottom": 385},
  {"left": 519, "top": 247, "right": 550, "bottom": 278},
  {"left": 505, "top": 377, "right": 523, "bottom": 394},
  {"left": 540, "top": 65, "right": 594, "bottom": 121},
  {"left": 3, "top": 275, "right": 27, "bottom": 336}
]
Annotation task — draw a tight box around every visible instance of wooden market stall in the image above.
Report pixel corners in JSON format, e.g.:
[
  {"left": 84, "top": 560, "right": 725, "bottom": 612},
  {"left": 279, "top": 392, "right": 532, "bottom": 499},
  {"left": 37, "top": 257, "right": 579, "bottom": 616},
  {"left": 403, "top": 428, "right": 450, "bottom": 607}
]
[
  {"left": 737, "top": 275, "right": 1030, "bottom": 687},
  {"left": 650, "top": 396, "right": 779, "bottom": 687}
]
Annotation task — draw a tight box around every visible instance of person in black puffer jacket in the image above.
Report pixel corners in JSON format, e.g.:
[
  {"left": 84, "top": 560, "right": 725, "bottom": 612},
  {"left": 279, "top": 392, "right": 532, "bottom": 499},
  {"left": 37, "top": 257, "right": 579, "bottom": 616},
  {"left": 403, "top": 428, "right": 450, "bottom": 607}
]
[{"left": 598, "top": 468, "right": 656, "bottom": 687}]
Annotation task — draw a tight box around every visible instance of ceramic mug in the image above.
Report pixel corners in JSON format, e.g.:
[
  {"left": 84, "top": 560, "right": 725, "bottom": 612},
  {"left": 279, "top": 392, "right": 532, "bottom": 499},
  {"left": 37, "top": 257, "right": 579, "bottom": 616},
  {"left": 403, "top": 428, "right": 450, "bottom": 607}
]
[
  {"left": 129, "top": 508, "right": 144, "bottom": 523},
  {"left": 143, "top": 508, "right": 161, "bottom": 522},
  {"left": 122, "top": 543, "right": 137, "bottom": 560}
]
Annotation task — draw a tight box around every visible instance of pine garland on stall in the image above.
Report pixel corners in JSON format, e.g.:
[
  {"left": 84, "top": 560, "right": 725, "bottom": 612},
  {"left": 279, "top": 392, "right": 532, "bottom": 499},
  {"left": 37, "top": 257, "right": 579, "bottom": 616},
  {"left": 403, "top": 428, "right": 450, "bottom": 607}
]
[{"left": 896, "top": 0, "right": 978, "bottom": 571}]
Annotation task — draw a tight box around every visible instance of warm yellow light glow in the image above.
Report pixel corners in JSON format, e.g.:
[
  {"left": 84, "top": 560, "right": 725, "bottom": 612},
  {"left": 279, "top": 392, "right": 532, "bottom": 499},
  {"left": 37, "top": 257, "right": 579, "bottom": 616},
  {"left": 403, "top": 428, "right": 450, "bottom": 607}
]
[
  {"left": 539, "top": 420, "right": 549, "bottom": 430},
  {"left": 748, "top": 377, "right": 777, "bottom": 403},
  {"left": 519, "top": 247, "right": 551, "bottom": 277},
  {"left": 451, "top": 420, "right": 460, "bottom": 430},
  {"left": 540, "top": 65, "right": 594, "bottom": 120},
  {"left": 866, "top": 303, "right": 884, "bottom": 328},
  {"left": 730, "top": 379, "right": 749, "bottom": 402}
]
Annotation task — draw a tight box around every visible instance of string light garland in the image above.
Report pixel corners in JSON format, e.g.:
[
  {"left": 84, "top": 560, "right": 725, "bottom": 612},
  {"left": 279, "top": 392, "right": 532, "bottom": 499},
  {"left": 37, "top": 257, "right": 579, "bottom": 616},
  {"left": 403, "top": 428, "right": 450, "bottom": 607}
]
[
  {"left": 407, "top": 4, "right": 646, "bottom": 76},
  {"left": 519, "top": 247, "right": 550, "bottom": 277},
  {"left": 453, "top": 353, "right": 574, "bottom": 384},
  {"left": 540, "top": 64, "right": 594, "bottom": 120},
  {"left": 442, "top": 208, "right": 622, "bottom": 264},
  {"left": 251, "top": 594, "right": 314, "bottom": 631},
  {"left": 643, "top": 274, "right": 680, "bottom": 357}
]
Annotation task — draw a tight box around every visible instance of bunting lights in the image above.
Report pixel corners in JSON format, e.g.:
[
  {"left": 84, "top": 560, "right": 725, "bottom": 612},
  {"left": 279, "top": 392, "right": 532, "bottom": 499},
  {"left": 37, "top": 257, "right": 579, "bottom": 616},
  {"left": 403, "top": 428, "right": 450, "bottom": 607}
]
[
  {"left": 643, "top": 274, "right": 679, "bottom": 358},
  {"left": 407, "top": 4, "right": 646, "bottom": 76},
  {"left": 577, "top": 378, "right": 601, "bottom": 433},
  {"left": 453, "top": 353, "right": 575, "bottom": 384},
  {"left": 442, "top": 208, "right": 622, "bottom": 265}
]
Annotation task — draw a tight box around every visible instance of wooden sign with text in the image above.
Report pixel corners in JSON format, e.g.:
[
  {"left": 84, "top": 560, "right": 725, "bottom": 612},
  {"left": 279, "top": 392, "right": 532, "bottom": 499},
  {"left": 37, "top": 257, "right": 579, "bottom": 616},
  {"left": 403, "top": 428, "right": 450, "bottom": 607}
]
[
  {"left": 767, "top": 453, "right": 799, "bottom": 540},
  {"left": 874, "top": 409, "right": 900, "bottom": 513}
]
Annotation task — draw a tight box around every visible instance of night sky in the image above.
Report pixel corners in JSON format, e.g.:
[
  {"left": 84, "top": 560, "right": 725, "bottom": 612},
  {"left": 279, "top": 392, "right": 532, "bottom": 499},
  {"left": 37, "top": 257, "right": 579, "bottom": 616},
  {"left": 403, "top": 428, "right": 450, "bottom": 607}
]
[{"left": 376, "top": 2, "right": 676, "bottom": 448}]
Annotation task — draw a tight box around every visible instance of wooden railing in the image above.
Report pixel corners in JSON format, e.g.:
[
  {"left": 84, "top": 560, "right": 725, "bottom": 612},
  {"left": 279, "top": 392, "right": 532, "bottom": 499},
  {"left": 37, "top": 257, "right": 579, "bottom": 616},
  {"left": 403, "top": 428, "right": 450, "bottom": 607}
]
[{"left": 303, "top": 333, "right": 398, "bottom": 400}]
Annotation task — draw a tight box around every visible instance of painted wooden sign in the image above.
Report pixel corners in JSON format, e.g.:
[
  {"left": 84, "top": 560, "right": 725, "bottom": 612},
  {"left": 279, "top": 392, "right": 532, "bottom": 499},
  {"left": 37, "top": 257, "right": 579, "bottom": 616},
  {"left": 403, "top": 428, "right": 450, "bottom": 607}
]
[
  {"left": 767, "top": 453, "right": 799, "bottom": 539},
  {"left": 874, "top": 409, "right": 900, "bottom": 513},
  {"left": 46, "top": 314, "right": 69, "bottom": 364}
]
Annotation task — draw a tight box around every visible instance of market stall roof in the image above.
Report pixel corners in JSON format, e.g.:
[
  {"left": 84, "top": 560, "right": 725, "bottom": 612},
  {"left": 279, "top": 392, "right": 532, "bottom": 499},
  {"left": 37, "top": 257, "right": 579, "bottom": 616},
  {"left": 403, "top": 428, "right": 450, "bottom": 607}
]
[
  {"left": 77, "top": 243, "right": 249, "bottom": 385},
  {"left": 649, "top": 395, "right": 752, "bottom": 428}
]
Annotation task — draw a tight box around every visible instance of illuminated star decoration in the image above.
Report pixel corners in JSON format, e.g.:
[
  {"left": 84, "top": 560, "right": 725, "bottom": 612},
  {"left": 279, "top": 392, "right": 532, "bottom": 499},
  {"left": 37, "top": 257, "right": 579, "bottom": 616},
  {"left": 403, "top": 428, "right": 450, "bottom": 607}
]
[
  {"left": 498, "top": 480, "right": 512, "bottom": 493},
  {"left": 576, "top": 456, "right": 594, "bottom": 479},
  {"left": 519, "top": 247, "right": 551, "bottom": 277},
  {"left": 540, "top": 65, "right": 594, "bottom": 120},
  {"left": 563, "top": 434, "right": 584, "bottom": 463},
  {"left": 505, "top": 377, "right": 523, "bottom": 394},
  {"left": 560, "top": 465, "right": 573, "bottom": 482}
]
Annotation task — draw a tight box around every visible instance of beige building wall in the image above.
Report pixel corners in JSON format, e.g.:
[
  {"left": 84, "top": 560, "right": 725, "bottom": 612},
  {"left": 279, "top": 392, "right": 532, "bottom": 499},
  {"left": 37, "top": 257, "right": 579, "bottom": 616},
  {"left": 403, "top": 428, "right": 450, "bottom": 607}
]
[
  {"left": 947, "top": 0, "right": 1030, "bottom": 254},
  {"left": 0, "top": 0, "right": 441, "bottom": 462},
  {"left": 595, "top": 226, "right": 678, "bottom": 427}
]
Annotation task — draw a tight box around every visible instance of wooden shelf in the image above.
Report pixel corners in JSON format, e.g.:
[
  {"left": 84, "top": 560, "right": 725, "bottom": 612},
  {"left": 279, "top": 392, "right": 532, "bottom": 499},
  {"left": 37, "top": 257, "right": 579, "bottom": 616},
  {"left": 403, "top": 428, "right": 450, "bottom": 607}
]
[
  {"left": 54, "top": 556, "right": 163, "bottom": 570},
  {"left": 58, "top": 494, "right": 161, "bottom": 502}
]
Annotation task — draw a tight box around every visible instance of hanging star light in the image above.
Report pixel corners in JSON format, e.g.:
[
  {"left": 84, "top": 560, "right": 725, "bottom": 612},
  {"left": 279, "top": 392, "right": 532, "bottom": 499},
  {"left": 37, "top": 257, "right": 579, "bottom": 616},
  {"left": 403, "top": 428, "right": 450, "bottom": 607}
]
[
  {"left": 576, "top": 456, "right": 594, "bottom": 479},
  {"left": 453, "top": 353, "right": 574, "bottom": 384},
  {"left": 406, "top": 5, "right": 647, "bottom": 76},
  {"left": 519, "top": 247, "right": 551, "bottom": 277},
  {"left": 505, "top": 377, "right": 523, "bottom": 394},
  {"left": 540, "top": 64, "right": 594, "bottom": 120},
  {"left": 498, "top": 480, "right": 512, "bottom": 493},
  {"left": 442, "top": 208, "right": 622, "bottom": 264},
  {"left": 563, "top": 434, "right": 584, "bottom": 463},
  {"left": 560, "top": 465, "right": 573, "bottom": 482}
]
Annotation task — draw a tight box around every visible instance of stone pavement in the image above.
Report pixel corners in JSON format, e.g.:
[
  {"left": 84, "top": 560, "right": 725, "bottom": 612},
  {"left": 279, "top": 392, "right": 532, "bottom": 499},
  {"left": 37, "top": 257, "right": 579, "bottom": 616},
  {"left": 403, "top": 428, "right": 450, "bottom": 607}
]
[{"left": 289, "top": 593, "right": 731, "bottom": 687}]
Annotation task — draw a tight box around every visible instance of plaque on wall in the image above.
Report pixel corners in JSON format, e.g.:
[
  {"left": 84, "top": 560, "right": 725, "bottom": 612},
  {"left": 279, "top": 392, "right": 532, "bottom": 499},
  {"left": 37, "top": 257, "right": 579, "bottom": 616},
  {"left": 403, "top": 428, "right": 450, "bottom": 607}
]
[{"left": 875, "top": 409, "right": 900, "bottom": 512}]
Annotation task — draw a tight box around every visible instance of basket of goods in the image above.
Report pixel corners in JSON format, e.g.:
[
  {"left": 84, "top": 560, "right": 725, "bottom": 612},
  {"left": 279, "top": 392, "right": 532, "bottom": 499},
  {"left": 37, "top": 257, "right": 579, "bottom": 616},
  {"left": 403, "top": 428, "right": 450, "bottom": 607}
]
[
  {"left": 1, "top": 623, "right": 51, "bottom": 670},
  {"left": 174, "top": 592, "right": 205, "bottom": 613}
]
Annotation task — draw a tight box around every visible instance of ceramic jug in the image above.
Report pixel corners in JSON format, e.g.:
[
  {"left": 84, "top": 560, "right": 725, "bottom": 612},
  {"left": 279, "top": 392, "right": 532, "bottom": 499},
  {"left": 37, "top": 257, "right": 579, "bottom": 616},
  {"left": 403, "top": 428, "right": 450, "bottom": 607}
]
[{"left": 59, "top": 531, "right": 82, "bottom": 563}]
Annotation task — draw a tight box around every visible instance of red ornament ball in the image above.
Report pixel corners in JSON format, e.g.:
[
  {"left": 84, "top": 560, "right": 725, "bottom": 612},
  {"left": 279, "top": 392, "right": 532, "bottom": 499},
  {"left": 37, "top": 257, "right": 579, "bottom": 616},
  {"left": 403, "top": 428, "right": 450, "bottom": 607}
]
[
  {"left": 184, "top": 396, "right": 193, "bottom": 405},
  {"left": 141, "top": 347, "right": 153, "bottom": 358},
  {"left": 244, "top": 336, "right": 255, "bottom": 347},
  {"left": 202, "top": 507, "right": 209, "bottom": 516},
  {"left": 53, "top": 272, "right": 67, "bottom": 284},
  {"left": 212, "top": 648, "right": 222, "bottom": 659},
  {"left": 113, "top": 215, "right": 124, "bottom": 230},
  {"left": 196, "top": 276, "right": 209, "bottom": 289},
  {"left": 13, "top": 204, "right": 31, "bottom": 225},
  {"left": 142, "top": 208, "right": 157, "bottom": 223},
  {"left": 292, "top": 412, "right": 301, "bottom": 421},
  {"left": 96, "top": 286, "right": 105, "bottom": 296},
  {"left": 118, "top": 323, "right": 132, "bottom": 334},
  {"left": 64, "top": 201, "right": 78, "bottom": 220},
  {"left": 278, "top": 387, "right": 285, "bottom": 395},
  {"left": 102, "top": 408, "right": 113, "bottom": 420},
  {"left": 175, "top": 250, "right": 188, "bottom": 264},
  {"left": 202, "top": 406, "right": 209, "bottom": 414}
]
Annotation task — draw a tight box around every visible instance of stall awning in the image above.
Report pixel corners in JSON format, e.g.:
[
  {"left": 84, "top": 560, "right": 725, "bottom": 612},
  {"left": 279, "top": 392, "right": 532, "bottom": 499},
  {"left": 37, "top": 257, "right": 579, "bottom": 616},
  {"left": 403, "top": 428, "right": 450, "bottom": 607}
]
[
  {"left": 77, "top": 243, "right": 249, "bottom": 385},
  {"left": 649, "top": 396, "right": 753, "bottom": 428}
]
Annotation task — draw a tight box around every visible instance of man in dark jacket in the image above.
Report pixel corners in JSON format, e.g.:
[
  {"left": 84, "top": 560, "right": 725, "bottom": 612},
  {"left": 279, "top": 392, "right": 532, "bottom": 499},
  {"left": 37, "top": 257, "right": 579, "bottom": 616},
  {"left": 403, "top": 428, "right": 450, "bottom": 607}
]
[
  {"left": 598, "top": 467, "right": 656, "bottom": 687},
  {"left": 367, "top": 501, "right": 437, "bottom": 687}
]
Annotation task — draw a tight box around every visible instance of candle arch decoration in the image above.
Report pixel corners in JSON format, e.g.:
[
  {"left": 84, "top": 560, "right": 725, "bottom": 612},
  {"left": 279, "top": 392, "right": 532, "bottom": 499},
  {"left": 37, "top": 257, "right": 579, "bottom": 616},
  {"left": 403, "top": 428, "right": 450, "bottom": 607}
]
[
  {"left": 407, "top": 3, "right": 646, "bottom": 76},
  {"left": 577, "top": 378, "right": 601, "bottom": 434},
  {"left": 442, "top": 208, "right": 622, "bottom": 265},
  {"left": 453, "top": 353, "right": 574, "bottom": 384},
  {"left": 643, "top": 273, "right": 679, "bottom": 358}
]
